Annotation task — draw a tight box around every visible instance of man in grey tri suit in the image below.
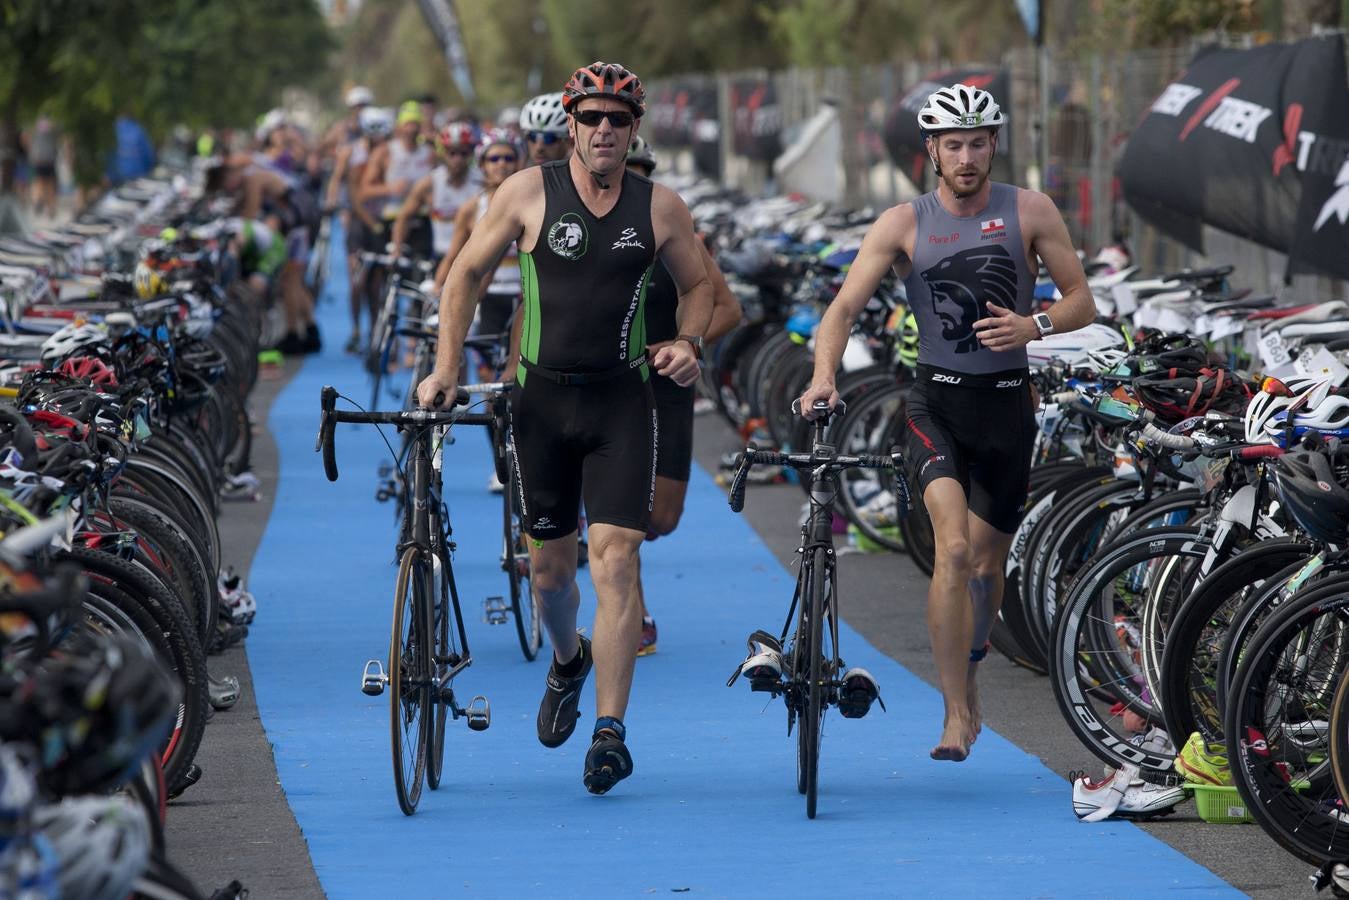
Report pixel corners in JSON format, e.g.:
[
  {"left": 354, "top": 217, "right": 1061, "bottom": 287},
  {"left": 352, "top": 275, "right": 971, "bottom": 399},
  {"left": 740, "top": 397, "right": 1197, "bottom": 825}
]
[{"left": 799, "top": 84, "right": 1095, "bottom": 763}]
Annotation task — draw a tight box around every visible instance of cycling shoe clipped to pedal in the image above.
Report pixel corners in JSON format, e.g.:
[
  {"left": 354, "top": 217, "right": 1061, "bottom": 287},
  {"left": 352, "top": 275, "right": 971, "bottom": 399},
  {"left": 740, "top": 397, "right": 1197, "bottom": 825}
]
[
  {"left": 726, "top": 629, "right": 784, "bottom": 690},
  {"left": 837, "top": 666, "right": 885, "bottom": 718}
]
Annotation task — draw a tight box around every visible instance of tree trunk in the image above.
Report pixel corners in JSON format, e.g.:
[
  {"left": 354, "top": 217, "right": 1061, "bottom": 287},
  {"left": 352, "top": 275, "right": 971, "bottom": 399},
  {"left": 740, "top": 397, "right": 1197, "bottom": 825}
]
[{"left": 1, "top": 93, "right": 20, "bottom": 194}]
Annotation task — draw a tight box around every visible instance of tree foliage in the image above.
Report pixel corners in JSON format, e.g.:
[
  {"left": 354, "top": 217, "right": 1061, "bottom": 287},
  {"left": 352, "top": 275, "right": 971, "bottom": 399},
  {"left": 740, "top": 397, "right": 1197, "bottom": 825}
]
[{"left": 0, "top": 0, "right": 332, "bottom": 188}]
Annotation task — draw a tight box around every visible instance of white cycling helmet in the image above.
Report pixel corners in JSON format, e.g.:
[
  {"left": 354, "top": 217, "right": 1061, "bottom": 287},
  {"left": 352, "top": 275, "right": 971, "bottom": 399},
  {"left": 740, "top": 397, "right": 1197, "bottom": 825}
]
[
  {"left": 1083, "top": 346, "right": 1130, "bottom": 375},
  {"left": 1026, "top": 322, "right": 1124, "bottom": 368},
  {"left": 359, "top": 106, "right": 395, "bottom": 140},
  {"left": 344, "top": 85, "right": 374, "bottom": 108},
  {"left": 520, "top": 93, "right": 568, "bottom": 136},
  {"left": 1243, "top": 375, "right": 1332, "bottom": 443},
  {"left": 917, "top": 83, "right": 1006, "bottom": 135},
  {"left": 1268, "top": 390, "right": 1349, "bottom": 436},
  {"left": 34, "top": 794, "right": 151, "bottom": 900},
  {"left": 628, "top": 135, "right": 657, "bottom": 172},
  {"left": 40, "top": 322, "right": 110, "bottom": 367}
]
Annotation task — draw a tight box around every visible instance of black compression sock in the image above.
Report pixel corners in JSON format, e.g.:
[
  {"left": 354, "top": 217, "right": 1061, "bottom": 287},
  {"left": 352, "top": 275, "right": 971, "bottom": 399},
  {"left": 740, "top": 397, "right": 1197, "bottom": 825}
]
[{"left": 555, "top": 643, "right": 585, "bottom": 677}]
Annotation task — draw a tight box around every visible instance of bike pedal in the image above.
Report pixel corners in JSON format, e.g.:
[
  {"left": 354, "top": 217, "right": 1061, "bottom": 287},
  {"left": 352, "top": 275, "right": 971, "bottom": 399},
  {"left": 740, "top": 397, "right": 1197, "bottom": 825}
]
[
  {"left": 465, "top": 695, "right": 491, "bottom": 732},
  {"left": 749, "top": 676, "right": 783, "bottom": 693},
  {"left": 482, "top": 596, "right": 509, "bottom": 625},
  {"left": 360, "top": 659, "right": 388, "bottom": 696}
]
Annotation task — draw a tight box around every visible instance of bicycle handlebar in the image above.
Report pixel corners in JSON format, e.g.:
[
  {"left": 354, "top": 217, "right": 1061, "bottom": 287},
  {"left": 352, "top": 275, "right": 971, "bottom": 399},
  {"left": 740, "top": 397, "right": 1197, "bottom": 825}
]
[
  {"left": 728, "top": 443, "right": 908, "bottom": 514},
  {"left": 460, "top": 382, "right": 510, "bottom": 396},
  {"left": 1138, "top": 422, "right": 1195, "bottom": 452},
  {"left": 317, "top": 385, "right": 490, "bottom": 482}
]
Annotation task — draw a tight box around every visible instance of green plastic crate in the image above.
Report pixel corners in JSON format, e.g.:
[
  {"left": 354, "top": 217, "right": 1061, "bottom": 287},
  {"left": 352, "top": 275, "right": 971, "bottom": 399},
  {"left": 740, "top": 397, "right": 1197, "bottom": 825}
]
[{"left": 1190, "top": 784, "right": 1253, "bottom": 824}]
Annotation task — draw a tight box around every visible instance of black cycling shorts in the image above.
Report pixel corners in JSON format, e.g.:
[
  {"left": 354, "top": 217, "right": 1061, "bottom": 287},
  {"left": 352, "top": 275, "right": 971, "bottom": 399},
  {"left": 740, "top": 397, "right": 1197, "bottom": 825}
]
[
  {"left": 650, "top": 373, "right": 694, "bottom": 482},
  {"left": 508, "top": 373, "right": 656, "bottom": 540},
  {"left": 903, "top": 365, "right": 1035, "bottom": 535}
]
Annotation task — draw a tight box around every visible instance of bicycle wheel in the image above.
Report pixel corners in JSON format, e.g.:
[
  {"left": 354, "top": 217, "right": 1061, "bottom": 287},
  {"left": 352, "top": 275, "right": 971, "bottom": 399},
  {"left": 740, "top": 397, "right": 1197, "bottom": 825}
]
[
  {"left": 426, "top": 552, "right": 451, "bottom": 790},
  {"left": 1327, "top": 663, "right": 1349, "bottom": 809},
  {"left": 1049, "top": 528, "right": 1211, "bottom": 777},
  {"left": 389, "top": 547, "right": 431, "bottom": 815},
  {"left": 1224, "top": 577, "right": 1349, "bottom": 865},
  {"left": 505, "top": 445, "right": 541, "bottom": 660},
  {"left": 797, "top": 547, "right": 827, "bottom": 819}
]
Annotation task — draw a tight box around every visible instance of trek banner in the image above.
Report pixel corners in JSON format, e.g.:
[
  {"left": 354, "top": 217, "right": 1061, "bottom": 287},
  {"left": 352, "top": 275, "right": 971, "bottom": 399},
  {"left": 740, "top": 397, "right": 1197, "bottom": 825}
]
[
  {"left": 882, "top": 67, "right": 1012, "bottom": 188},
  {"left": 729, "top": 78, "right": 784, "bottom": 162},
  {"left": 1117, "top": 34, "right": 1349, "bottom": 280}
]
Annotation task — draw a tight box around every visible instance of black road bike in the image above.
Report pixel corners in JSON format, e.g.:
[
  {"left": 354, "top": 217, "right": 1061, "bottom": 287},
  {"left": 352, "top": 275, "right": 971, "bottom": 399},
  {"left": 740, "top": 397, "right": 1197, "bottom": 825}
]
[
  {"left": 318, "top": 385, "right": 492, "bottom": 815},
  {"left": 726, "top": 400, "right": 909, "bottom": 818}
]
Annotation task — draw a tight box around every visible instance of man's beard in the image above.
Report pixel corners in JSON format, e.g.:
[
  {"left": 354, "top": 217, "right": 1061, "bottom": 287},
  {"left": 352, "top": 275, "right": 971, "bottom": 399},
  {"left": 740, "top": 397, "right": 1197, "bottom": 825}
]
[{"left": 944, "top": 165, "right": 988, "bottom": 199}]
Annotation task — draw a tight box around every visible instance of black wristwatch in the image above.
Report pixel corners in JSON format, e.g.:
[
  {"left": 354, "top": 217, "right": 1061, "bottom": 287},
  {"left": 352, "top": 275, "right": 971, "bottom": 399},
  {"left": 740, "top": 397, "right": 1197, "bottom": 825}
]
[{"left": 676, "top": 334, "right": 704, "bottom": 359}]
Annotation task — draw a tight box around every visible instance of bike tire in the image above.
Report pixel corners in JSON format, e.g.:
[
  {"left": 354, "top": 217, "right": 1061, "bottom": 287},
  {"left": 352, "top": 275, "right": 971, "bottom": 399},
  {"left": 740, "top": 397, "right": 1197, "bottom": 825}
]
[
  {"left": 390, "top": 547, "right": 430, "bottom": 815},
  {"left": 801, "top": 547, "right": 827, "bottom": 818},
  {"left": 506, "top": 445, "right": 541, "bottom": 661}
]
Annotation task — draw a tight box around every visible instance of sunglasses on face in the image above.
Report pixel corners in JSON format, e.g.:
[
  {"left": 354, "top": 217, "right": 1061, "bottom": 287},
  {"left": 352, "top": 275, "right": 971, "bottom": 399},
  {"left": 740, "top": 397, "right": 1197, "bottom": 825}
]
[
  {"left": 527, "top": 131, "right": 561, "bottom": 145},
  {"left": 572, "top": 109, "right": 635, "bottom": 128},
  {"left": 483, "top": 154, "right": 517, "bottom": 164}
]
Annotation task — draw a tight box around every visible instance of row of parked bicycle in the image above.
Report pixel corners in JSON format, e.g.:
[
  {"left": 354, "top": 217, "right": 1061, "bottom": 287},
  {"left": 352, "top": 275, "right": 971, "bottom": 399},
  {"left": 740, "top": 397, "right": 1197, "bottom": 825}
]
[
  {"left": 672, "top": 179, "right": 1349, "bottom": 882},
  {"left": 0, "top": 175, "right": 265, "bottom": 898}
]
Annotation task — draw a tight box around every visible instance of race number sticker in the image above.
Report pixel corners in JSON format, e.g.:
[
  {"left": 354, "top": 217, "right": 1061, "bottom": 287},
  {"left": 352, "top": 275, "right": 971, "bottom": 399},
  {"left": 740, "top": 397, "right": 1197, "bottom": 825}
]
[
  {"left": 1293, "top": 346, "right": 1349, "bottom": 386},
  {"left": 1257, "top": 331, "right": 1292, "bottom": 369}
]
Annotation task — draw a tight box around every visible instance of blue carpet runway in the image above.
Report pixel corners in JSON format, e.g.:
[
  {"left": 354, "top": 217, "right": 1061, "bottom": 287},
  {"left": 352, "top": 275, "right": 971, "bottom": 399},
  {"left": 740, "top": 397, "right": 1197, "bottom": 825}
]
[{"left": 245, "top": 232, "right": 1240, "bottom": 898}]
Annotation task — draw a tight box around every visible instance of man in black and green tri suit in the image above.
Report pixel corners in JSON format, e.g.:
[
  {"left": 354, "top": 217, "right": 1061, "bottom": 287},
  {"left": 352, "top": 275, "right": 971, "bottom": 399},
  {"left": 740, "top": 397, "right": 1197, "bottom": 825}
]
[{"left": 416, "top": 61, "right": 712, "bottom": 795}]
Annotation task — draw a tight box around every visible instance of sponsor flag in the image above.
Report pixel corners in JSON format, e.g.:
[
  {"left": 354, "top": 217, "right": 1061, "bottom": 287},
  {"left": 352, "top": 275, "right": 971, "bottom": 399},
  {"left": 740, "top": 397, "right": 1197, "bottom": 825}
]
[
  {"left": 981, "top": 218, "right": 1005, "bottom": 235},
  {"left": 1117, "top": 34, "right": 1349, "bottom": 280}
]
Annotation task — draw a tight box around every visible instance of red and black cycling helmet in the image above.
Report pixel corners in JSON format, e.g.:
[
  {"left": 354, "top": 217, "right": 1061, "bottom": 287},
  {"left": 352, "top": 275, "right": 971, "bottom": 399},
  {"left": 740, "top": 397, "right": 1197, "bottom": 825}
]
[
  {"left": 1131, "top": 367, "right": 1253, "bottom": 425},
  {"left": 561, "top": 61, "right": 645, "bottom": 118},
  {"left": 1273, "top": 448, "right": 1349, "bottom": 545}
]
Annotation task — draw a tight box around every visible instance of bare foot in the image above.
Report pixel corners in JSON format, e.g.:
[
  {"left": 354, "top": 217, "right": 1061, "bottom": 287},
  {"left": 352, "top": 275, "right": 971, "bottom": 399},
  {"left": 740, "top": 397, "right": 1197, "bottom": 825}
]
[{"left": 930, "top": 715, "right": 972, "bottom": 762}]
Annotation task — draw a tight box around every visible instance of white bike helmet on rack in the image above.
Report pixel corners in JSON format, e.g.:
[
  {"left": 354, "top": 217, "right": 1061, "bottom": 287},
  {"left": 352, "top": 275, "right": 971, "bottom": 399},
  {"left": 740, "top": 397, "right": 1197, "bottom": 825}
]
[
  {"left": 1026, "top": 321, "right": 1124, "bottom": 368},
  {"left": 34, "top": 794, "right": 151, "bottom": 900},
  {"left": 40, "top": 322, "right": 109, "bottom": 367},
  {"left": 1244, "top": 375, "right": 1333, "bottom": 443},
  {"left": 1267, "top": 390, "right": 1349, "bottom": 435},
  {"left": 519, "top": 93, "right": 569, "bottom": 137}
]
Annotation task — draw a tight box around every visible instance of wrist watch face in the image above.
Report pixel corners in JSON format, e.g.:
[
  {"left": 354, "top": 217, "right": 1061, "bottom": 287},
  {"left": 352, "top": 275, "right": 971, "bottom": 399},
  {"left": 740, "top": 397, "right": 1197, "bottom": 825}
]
[{"left": 1034, "top": 313, "right": 1052, "bottom": 336}]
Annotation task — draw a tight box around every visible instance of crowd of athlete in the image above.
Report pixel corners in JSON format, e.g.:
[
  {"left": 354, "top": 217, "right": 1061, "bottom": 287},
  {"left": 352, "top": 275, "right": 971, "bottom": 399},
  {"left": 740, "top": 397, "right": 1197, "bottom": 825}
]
[{"left": 279, "top": 64, "right": 1089, "bottom": 794}]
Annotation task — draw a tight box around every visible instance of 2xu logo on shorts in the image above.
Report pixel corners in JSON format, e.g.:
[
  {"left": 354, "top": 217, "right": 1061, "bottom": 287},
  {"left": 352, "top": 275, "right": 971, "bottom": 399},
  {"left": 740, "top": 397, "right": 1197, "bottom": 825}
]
[
  {"left": 547, "top": 213, "right": 588, "bottom": 260},
  {"left": 931, "top": 373, "right": 962, "bottom": 384}
]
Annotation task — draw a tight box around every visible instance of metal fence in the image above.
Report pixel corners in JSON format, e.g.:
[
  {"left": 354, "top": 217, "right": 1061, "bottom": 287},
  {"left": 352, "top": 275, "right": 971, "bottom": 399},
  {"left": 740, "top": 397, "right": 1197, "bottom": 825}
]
[{"left": 648, "top": 36, "right": 1347, "bottom": 301}]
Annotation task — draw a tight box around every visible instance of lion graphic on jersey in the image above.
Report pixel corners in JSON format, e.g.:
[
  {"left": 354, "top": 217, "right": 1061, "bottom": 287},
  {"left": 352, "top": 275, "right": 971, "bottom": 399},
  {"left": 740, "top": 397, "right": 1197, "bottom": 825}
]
[{"left": 920, "top": 245, "right": 1018, "bottom": 354}]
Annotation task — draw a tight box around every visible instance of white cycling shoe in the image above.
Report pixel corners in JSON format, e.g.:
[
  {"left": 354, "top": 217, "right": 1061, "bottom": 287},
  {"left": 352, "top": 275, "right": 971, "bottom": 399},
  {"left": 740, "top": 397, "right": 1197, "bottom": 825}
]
[
  {"left": 1072, "top": 764, "right": 1185, "bottom": 821},
  {"left": 838, "top": 667, "right": 885, "bottom": 718},
  {"left": 739, "top": 631, "right": 785, "bottom": 690}
]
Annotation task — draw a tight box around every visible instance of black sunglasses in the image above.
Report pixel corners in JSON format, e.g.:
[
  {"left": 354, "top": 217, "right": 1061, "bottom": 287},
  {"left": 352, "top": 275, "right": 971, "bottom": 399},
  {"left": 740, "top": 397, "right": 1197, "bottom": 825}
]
[{"left": 573, "top": 109, "right": 635, "bottom": 128}]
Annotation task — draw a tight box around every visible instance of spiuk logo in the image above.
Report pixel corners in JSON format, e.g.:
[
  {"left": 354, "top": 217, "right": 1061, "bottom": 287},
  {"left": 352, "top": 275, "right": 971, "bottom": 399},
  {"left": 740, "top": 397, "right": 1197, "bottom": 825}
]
[{"left": 611, "top": 226, "right": 646, "bottom": 251}]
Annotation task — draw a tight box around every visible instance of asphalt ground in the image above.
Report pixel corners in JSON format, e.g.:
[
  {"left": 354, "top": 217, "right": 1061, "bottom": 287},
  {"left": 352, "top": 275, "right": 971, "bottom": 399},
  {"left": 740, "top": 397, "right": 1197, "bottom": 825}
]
[{"left": 168, "top": 356, "right": 1312, "bottom": 898}]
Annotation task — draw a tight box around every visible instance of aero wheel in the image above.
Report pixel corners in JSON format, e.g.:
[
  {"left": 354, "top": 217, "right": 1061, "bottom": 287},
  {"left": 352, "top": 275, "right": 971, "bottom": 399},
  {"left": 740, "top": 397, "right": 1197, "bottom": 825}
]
[
  {"left": 426, "top": 553, "right": 451, "bottom": 790},
  {"left": 506, "top": 448, "right": 542, "bottom": 660},
  {"left": 798, "top": 547, "right": 828, "bottom": 819},
  {"left": 389, "top": 547, "right": 431, "bottom": 815}
]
